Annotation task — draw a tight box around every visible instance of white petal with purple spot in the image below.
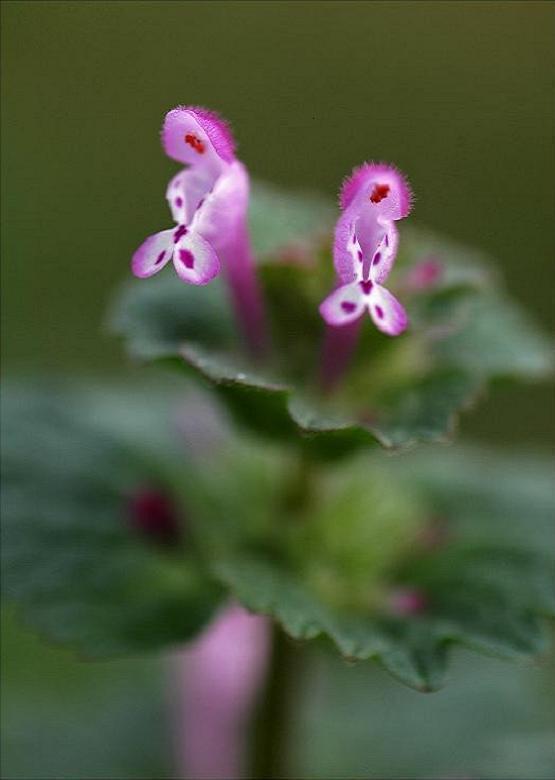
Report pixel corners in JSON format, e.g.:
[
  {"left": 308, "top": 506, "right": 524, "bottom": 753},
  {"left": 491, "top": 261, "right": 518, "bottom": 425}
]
[
  {"left": 131, "top": 228, "right": 174, "bottom": 278},
  {"left": 167, "top": 165, "right": 220, "bottom": 227},
  {"left": 368, "top": 284, "right": 408, "bottom": 336},
  {"left": 320, "top": 282, "right": 365, "bottom": 326},
  {"left": 166, "top": 172, "right": 187, "bottom": 224},
  {"left": 173, "top": 229, "right": 220, "bottom": 285}
]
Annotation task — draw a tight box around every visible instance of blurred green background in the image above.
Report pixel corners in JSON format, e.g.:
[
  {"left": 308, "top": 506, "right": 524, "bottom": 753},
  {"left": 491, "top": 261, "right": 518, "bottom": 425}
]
[
  {"left": 2, "top": 1, "right": 554, "bottom": 778},
  {"left": 2, "top": 0, "right": 554, "bottom": 443}
]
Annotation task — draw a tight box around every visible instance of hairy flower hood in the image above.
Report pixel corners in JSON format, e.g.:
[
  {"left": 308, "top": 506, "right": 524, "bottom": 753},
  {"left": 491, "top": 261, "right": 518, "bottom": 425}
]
[{"left": 132, "top": 106, "right": 248, "bottom": 286}]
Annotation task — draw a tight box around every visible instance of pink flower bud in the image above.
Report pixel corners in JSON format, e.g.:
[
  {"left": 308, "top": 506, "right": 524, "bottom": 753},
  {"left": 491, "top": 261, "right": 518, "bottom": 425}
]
[
  {"left": 126, "top": 487, "right": 182, "bottom": 546},
  {"left": 387, "top": 587, "right": 427, "bottom": 616},
  {"left": 404, "top": 256, "right": 444, "bottom": 292}
]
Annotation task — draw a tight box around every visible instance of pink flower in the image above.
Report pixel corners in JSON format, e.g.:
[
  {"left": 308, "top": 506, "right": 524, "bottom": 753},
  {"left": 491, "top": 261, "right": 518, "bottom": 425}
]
[
  {"left": 131, "top": 106, "right": 247, "bottom": 286},
  {"left": 131, "top": 106, "right": 268, "bottom": 356},
  {"left": 173, "top": 603, "right": 270, "bottom": 779},
  {"left": 320, "top": 163, "right": 413, "bottom": 336}
]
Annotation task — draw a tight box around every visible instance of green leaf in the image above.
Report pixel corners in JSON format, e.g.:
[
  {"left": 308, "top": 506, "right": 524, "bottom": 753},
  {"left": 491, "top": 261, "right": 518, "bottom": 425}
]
[
  {"left": 293, "top": 637, "right": 555, "bottom": 779},
  {"left": 249, "top": 181, "right": 335, "bottom": 259},
  {"left": 3, "top": 381, "right": 552, "bottom": 688},
  {"left": 214, "top": 555, "right": 448, "bottom": 691},
  {"left": 435, "top": 292, "right": 554, "bottom": 379},
  {"left": 210, "top": 446, "right": 554, "bottom": 690},
  {"left": 370, "top": 369, "right": 483, "bottom": 448},
  {"left": 1, "top": 384, "right": 222, "bottom": 657},
  {"left": 109, "top": 273, "right": 235, "bottom": 360},
  {"left": 389, "top": 445, "right": 555, "bottom": 553},
  {"left": 111, "top": 183, "right": 553, "bottom": 456}
]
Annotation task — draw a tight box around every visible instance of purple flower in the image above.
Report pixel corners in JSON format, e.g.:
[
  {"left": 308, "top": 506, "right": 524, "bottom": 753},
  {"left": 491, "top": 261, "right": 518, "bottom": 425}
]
[
  {"left": 132, "top": 106, "right": 246, "bottom": 286},
  {"left": 132, "top": 106, "right": 268, "bottom": 356},
  {"left": 320, "top": 163, "right": 413, "bottom": 336}
]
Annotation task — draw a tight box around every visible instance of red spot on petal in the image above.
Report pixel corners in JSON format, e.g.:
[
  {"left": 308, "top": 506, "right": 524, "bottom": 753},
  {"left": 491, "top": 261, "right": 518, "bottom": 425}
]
[
  {"left": 184, "top": 133, "right": 206, "bottom": 154},
  {"left": 175, "top": 197, "right": 183, "bottom": 208},
  {"left": 373, "top": 252, "right": 381, "bottom": 265},
  {"left": 155, "top": 251, "right": 166, "bottom": 265},
  {"left": 178, "top": 248, "right": 195, "bottom": 268},
  {"left": 375, "top": 305, "right": 384, "bottom": 319},
  {"left": 341, "top": 301, "right": 356, "bottom": 313},
  {"left": 369, "top": 183, "right": 390, "bottom": 204}
]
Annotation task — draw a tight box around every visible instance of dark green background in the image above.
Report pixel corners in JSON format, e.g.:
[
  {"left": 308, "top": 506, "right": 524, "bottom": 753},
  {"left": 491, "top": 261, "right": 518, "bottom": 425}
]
[{"left": 1, "top": 0, "right": 554, "bottom": 443}]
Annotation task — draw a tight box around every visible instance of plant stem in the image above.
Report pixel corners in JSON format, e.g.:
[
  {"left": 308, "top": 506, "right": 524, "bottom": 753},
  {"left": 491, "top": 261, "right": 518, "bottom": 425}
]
[
  {"left": 249, "top": 450, "right": 313, "bottom": 777},
  {"left": 222, "top": 220, "right": 269, "bottom": 360},
  {"left": 281, "top": 447, "right": 314, "bottom": 517},
  {"left": 249, "top": 623, "right": 302, "bottom": 779},
  {"left": 319, "top": 319, "right": 362, "bottom": 393}
]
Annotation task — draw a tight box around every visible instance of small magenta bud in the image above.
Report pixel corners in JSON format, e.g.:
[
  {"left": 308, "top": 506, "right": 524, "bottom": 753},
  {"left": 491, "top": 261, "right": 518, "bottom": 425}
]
[
  {"left": 404, "top": 257, "right": 444, "bottom": 292},
  {"left": 127, "top": 487, "right": 182, "bottom": 547},
  {"left": 387, "top": 587, "right": 427, "bottom": 616}
]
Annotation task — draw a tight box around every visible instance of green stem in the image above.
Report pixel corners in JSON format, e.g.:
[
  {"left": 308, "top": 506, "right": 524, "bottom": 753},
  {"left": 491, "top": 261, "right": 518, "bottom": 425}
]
[
  {"left": 250, "top": 623, "right": 302, "bottom": 778},
  {"left": 249, "top": 449, "right": 313, "bottom": 777},
  {"left": 281, "top": 447, "right": 314, "bottom": 518}
]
